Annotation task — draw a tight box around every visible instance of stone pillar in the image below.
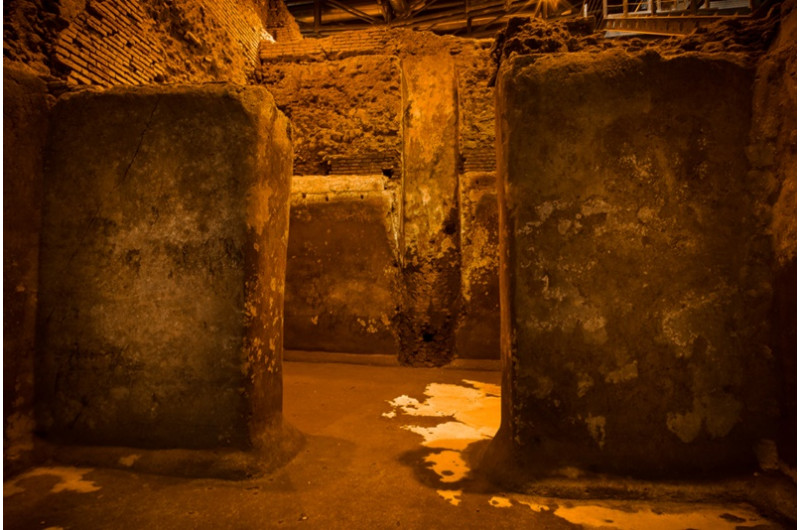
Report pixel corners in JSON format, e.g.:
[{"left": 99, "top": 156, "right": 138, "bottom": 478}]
[
  {"left": 455, "top": 172, "right": 500, "bottom": 359},
  {"left": 399, "top": 53, "right": 461, "bottom": 365},
  {"left": 491, "top": 50, "right": 779, "bottom": 478},
  {"left": 4, "top": 65, "right": 49, "bottom": 474},
  {"left": 37, "top": 85, "right": 294, "bottom": 458}
]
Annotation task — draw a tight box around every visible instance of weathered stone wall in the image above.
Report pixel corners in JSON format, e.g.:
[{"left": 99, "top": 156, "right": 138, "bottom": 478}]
[
  {"left": 749, "top": 1, "right": 797, "bottom": 466},
  {"left": 36, "top": 85, "right": 293, "bottom": 452},
  {"left": 398, "top": 52, "right": 461, "bottom": 365},
  {"left": 285, "top": 176, "right": 401, "bottom": 354},
  {"left": 260, "top": 29, "right": 500, "bottom": 363},
  {"left": 456, "top": 172, "right": 500, "bottom": 359},
  {"left": 4, "top": 0, "right": 270, "bottom": 86},
  {"left": 260, "top": 55, "right": 402, "bottom": 176},
  {"left": 493, "top": 49, "right": 779, "bottom": 477},
  {"left": 3, "top": 64, "right": 50, "bottom": 475}
]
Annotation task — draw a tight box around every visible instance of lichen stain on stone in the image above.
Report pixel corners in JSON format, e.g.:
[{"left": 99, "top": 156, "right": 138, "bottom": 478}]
[
  {"left": 118, "top": 454, "right": 141, "bottom": 467},
  {"left": 604, "top": 361, "right": 638, "bottom": 384},
  {"left": 584, "top": 414, "right": 606, "bottom": 448},
  {"left": 576, "top": 373, "right": 594, "bottom": 398},
  {"left": 658, "top": 292, "right": 720, "bottom": 358},
  {"left": 245, "top": 181, "right": 274, "bottom": 236},
  {"left": 667, "top": 393, "right": 742, "bottom": 443}
]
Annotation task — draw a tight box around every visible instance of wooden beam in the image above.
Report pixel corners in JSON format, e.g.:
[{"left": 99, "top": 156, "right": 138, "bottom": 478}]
[
  {"left": 327, "top": 0, "right": 380, "bottom": 23},
  {"left": 313, "top": 0, "right": 322, "bottom": 35}
]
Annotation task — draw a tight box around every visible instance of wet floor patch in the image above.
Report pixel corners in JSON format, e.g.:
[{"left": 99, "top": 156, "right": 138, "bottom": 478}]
[
  {"left": 382, "top": 379, "right": 780, "bottom": 528},
  {"left": 510, "top": 496, "right": 776, "bottom": 529},
  {"left": 4, "top": 467, "right": 101, "bottom": 497},
  {"left": 383, "top": 379, "right": 500, "bottom": 505}
]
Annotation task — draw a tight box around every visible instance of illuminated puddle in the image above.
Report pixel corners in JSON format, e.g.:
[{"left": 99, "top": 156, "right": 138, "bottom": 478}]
[
  {"left": 383, "top": 381, "right": 773, "bottom": 527},
  {"left": 4, "top": 467, "right": 101, "bottom": 497},
  {"left": 520, "top": 498, "right": 773, "bottom": 529},
  {"left": 383, "top": 379, "right": 501, "bottom": 505}
]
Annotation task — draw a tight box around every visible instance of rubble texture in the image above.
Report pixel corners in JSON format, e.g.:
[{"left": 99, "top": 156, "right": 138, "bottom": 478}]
[
  {"left": 260, "top": 55, "right": 402, "bottom": 176},
  {"left": 36, "top": 85, "right": 294, "bottom": 454},
  {"left": 490, "top": 6, "right": 795, "bottom": 478}
]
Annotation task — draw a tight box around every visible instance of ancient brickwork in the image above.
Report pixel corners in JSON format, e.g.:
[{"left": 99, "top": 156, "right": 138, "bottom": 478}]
[{"left": 5, "top": 0, "right": 268, "bottom": 86}]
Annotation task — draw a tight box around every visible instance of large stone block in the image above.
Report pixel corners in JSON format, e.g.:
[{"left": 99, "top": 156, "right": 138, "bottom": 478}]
[
  {"left": 398, "top": 53, "right": 461, "bottom": 365},
  {"left": 493, "top": 50, "right": 779, "bottom": 477},
  {"left": 37, "top": 85, "right": 293, "bottom": 453},
  {"left": 284, "top": 176, "right": 401, "bottom": 354},
  {"left": 3, "top": 64, "right": 49, "bottom": 474}
]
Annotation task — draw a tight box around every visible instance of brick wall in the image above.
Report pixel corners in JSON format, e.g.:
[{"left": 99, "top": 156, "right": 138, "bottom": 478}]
[{"left": 5, "top": 0, "right": 270, "bottom": 87}]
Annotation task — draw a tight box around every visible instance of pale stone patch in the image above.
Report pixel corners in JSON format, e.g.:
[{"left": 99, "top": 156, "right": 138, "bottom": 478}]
[
  {"left": 4, "top": 467, "right": 100, "bottom": 497},
  {"left": 118, "top": 454, "right": 141, "bottom": 467}
]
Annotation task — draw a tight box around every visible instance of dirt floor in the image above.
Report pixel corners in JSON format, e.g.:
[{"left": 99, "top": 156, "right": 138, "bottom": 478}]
[{"left": 3, "top": 362, "right": 787, "bottom": 529}]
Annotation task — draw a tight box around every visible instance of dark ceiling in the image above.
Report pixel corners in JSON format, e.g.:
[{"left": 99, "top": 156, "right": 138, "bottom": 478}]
[{"left": 284, "top": 0, "right": 582, "bottom": 37}]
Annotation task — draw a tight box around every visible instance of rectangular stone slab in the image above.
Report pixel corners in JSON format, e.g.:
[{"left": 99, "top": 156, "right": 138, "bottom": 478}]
[
  {"left": 284, "top": 175, "right": 401, "bottom": 355},
  {"left": 36, "top": 84, "right": 292, "bottom": 451},
  {"left": 494, "top": 50, "right": 779, "bottom": 477}
]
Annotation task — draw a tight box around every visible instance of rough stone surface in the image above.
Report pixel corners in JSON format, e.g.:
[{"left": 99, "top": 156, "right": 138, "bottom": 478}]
[
  {"left": 397, "top": 52, "right": 461, "bottom": 366},
  {"left": 259, "top": 31, "right": 500, "bottom": 363},
  {"left": 284, "top": 176, "right": 401, "bottom": 354},
  {"left": 260, "top": 55, "right": 402, "bottom": 176},
  {"left": 3, "top": 63, "right": 50, "bottom": 475},
  {"left": 749, "top": 1, "right": 797, "bottom": 466},
  {"left": 492, "top": 49, "right": 779, "bottom": 477},
  {"left": 3, "top": 0, "right": 271, "bottom": 87},
  {"left": 455, "top": 172, "right": 500, "bottom": 359},
  {"left": 36, "top": 84, "right": 293, "bottom": 453}
]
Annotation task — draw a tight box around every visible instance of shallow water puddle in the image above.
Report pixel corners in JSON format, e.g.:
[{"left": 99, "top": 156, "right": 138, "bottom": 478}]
[
  {"left": 383, "top": 379, "right": 500, "bottom": 498},
  {"left": 4, "top": 466, "right": 101, "bottom": 497},
  {"left": 436, "top": 489, "right": 463, "bottom": 506},
  {"left": 550, "top": 503, "right": 772, "bottom": 529},
  {"left": 511, "top": 496, "right": 773, "bottom": 529}
]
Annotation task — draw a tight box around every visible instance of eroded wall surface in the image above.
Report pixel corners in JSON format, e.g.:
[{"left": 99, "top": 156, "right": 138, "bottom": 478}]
[
  {"left": 260, "top": 30, "right": 501, "bottom": 363},
  {"left": 494, "top": 49, "right": 780, "bottom": 477},
  {"left": 399, "top": 52, "right": 461, "bottom": 364},
  {"left": 36, "top": 85, "right": 292, "bottom": 451},
  {"left": 4, "top": 0, "right": 276, "bottom": 86},
  {"left": 3, "top": 64, "right": 50, "bottom": 475},
  {"left": 750, "top": 2, "right": 797, "bottom": 467},
  {"left": 260, "top": 55, "right": 402, "bottom": 176},
  {"left": 456, "top": 172, "right": 500, "bottom": 359},
  {"left": 285, "top": 176, "right": 401, "bottom": 354}
]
